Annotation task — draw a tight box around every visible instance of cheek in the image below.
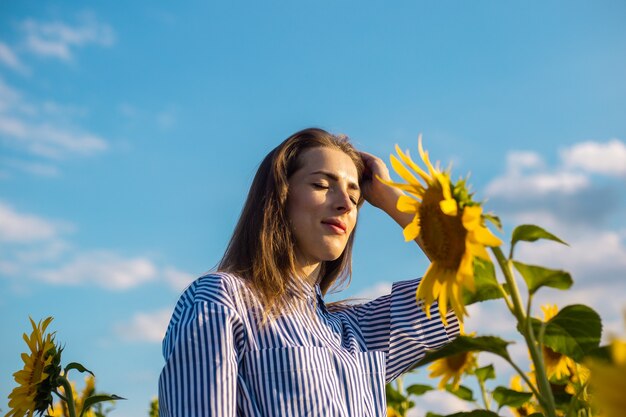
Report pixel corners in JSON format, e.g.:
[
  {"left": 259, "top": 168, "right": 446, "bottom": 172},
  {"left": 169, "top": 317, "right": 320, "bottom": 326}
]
[
  {"left": 346, "top": 211, "right": 358, "bottom": 235},
  {"left": 286, "top": 192, "right": 320, "bottom": 230}
]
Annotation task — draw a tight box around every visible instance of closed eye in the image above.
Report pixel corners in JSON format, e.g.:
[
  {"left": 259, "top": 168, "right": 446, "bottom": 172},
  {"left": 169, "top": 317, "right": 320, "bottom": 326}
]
[
  {"left": 312, "top": 183, "right": 329, "bottom": 189},
  {"left": 313, "top": 183, "right": 358, "bottom": 205}
]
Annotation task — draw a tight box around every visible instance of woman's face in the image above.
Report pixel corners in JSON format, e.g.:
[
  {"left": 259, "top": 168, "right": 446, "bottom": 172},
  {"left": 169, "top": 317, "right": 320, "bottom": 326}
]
[{"left": 287, "top": 147, "right": 360, "bottom": 272}]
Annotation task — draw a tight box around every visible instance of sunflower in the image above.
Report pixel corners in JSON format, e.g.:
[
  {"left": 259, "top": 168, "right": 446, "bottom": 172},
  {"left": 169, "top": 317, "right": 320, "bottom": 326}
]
[
  {"left": 149, "top": 397, "right": 160, "bottom": 417},
  {"left": 6, "top": 317, "right": 63, "bottom": 417},
  {"left": 427, "top": 351, "right": 476, "bottom": 390},
  {"left": 509, "top": 375, "right": 538, "bottom": 417},
  {"left": 386, "top": 406, "right": 402, "bottom": 417},
  {"left": 587, "top": 335, "right": 626, "bottom": 417},
  {"left": 539, "top": 305, "right": 575, "bottom": 381},
  {"left": 49, "top": 375, "right": 96, "bottom": 417},
  {"left": 380, "top": 136, "right": 502, "bottom": 325}
]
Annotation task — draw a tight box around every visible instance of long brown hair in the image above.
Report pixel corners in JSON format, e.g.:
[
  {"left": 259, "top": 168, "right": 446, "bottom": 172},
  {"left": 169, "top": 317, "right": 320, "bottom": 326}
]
[{"left": 218, "top": 127, "right": 364, "bottom": 315}]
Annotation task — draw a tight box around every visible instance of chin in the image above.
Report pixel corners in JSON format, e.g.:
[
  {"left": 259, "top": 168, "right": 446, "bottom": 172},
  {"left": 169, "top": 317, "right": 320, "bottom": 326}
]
[{"left": 318, "top": 247, "right": 348, "bottom": 262}]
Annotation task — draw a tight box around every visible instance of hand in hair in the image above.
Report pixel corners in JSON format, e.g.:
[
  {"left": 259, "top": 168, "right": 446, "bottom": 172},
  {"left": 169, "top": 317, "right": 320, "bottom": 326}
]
[
  {"left": 360, "top": 150, "right": 428, "bottom": 255},
  {"left": 359, "top": 151, "right": 400, "bottom": 211}
]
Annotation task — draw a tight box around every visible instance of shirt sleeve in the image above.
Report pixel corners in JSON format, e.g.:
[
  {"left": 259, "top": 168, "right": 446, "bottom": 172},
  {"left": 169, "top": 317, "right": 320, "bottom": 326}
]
[
  {"left": 158, "top": 300, "right": 243, "bottom": 417},
  {"left": 351, "top": 278, "right": 461, "bottom": 383}
]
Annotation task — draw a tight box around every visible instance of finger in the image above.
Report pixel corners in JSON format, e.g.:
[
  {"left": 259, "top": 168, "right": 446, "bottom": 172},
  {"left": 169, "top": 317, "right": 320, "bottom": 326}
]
[
  {"left": 359, "top": 150, "right": 381, "bottom": 165},
  {"left": 359, "top": 150, "right": 390, "bottom": 180}
]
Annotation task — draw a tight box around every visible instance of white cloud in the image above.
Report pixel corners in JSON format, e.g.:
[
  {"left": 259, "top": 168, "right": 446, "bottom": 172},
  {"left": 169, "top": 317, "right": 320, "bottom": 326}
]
[
  {"left": 465, "top": 302, "right": 517, "bottom": 336},
  {"left": 14, "top": 239, "right": 71, "bottom": 264},
  {"left": 506, "top": 151, "right": 545, "bottom": 174},
  {"left": 36, "top": 250, "right": 158, "bottom": 290},
  {"left": 0, "top": 15, "right": 114, "bottom": 176},
  {"left": 163, "top": 266, "right": 196, "bottom": 291},
  {"left": 408, "top": 389, "right": 473, "bottom": 417},
  {"left": 0, "top": 115, "right": 107, "bottom": 159},
  {"left": 351, "top": 281, "right": 393, "bottom": 300},
  {"left": 156, "top": 109, "right": 177, "bottom": 130},
  {"left": 115, "top": 309, "right": 171, "bottom": 343},
  {"left": 1, "top": 158, "right": 60, "bottom": 177},
  {"left": 0, "top": 78, "right": 108, "bottom": 168},
  {"left": 485, "top": 139, "right": 626, "bottom": 200},
  {"left": 0, "top": 201, "right": 69, "bottom": 243},
  {"left": 486, "top": 169, "right": 589, "bottom": 198},
  {"left": 0, "top": 79, "right": 33, "bottom": 114},
  {"left": 0, "top": 41, "right": 29, "bottom": 74},
  {"left": 21, "top": 15, "right": 115, "bottom": 61},
  {"left": 562, "top": 139, "right": 626, "bottom": 177}
]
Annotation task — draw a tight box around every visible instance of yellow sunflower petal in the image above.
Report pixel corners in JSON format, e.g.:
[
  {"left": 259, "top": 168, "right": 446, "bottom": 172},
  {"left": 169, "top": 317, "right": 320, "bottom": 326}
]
[
  {"left": 458, "top": 250, "right": 474, "bottom": 286},
  {"left": 461, "top": 205, "right": 482, "bottom": 230},
  {"left": 394, "top": 144, "right": 431, "bottom": 183},
  {"left": 436, "top": 173, "right": 454, "bottom": 200},
  {"left": 470, "top": 226, "right": 502, "bottom": 248},
  {"left": 417, "top": 265, "right": 438, "bottom": 318},
  {"left": 390, "top": 154, "right": 421, "bottom": 186},
  {"left": 611, "top": 339, "right": 626, "bottom": 365},
  {"left": 397, "top": 195, "right": 421, "bottom": 214},
  {"left": 375, "top": 175, "right": 424, "bottom": 198},
  {"left": 439, "top": 198, "right": 458, "bottom": 216},
  {"left": 438, "top": 282, "right": 449, "bottom": 327},
  {"left": 449, "top": 281, "right": 467, "bottom": 318},
  {"left": 418, "top": 134, "right": 438, "bottom": 177},
  {"left": 402, "top": 215, "right": 421, "bottom": 241},
  {"left": 468, "top": 240, "right": 491, "bottom": 260}
]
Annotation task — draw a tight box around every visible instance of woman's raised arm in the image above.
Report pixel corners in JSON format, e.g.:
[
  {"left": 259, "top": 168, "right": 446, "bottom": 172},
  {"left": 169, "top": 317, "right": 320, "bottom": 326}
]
[{"left": 360, "top": 151, "right": 428, "bottom": 258}]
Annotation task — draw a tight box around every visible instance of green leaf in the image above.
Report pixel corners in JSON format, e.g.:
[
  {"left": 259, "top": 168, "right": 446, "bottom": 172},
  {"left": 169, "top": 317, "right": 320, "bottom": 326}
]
[
  {"left": 483, "top": 213, "right": 503, "bottom": 231},
  {"left": 463, "top": 257, "right": 503, "bottom": 305},
  {"left": 80, "top": 394, "right": 125, "bottom": 417},
  {"left": 510, "top": 224, "right": 568, "bottom": 257},
  {"left": 64, "top": 362, "right": 94, "bottom": 376},
  {"left": 406, "top": 383, "right": 434, "bottom": 396},
  {"left": 385, "top": 383, "right": 405, "bottom": 403},
  {"left": 426, "top": 413, "right": 444, "bottom": 417},
  {"left": 584, "top": 345, "right": 612, "bottom": 363},
  {"left": 540, "top": 304, "right": 602, "bottom": 362},
  {"left": 493, "top": 386, "right": 533, "bottom": 408},
  {"left": 445, "top": 384, "right": 474, "bottom": 401},
  {"left": 475, "top": 364, "right": 496, "bottom": 383},
  {"left": 413, "top": 335, "right": 512, "bottom": 369},
  {"left": 527, "top": 414, "right": 545, "bottom": 417},
  {"left": 512, "top": 261, "right": 573, "bottom": 295},
  {"left": 552, "top": 389, "right": 574, "bottom": 406}
]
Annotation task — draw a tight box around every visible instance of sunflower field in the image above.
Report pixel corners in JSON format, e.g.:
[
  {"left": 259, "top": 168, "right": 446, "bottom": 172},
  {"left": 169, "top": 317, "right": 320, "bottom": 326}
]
[
  {"left": 5, "top": 139, "right": 625, "bottom": 417},
  {"left": 383, "top": 138, "right": 625, "bottom": 417}
]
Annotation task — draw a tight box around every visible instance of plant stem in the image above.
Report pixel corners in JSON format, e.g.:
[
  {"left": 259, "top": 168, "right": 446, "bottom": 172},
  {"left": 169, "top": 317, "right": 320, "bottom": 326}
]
[
  {"left": 477, "top": 376, "right": 491, "bottom": 411},
  {"left": 505, "top": 358, "right": 543, "bottom": 401},
  {"left": 59, "top": 375, "right": 78, "bottom": 417},
  {"left": 492, "top": 246, "right": 557, "bottom": 417}
]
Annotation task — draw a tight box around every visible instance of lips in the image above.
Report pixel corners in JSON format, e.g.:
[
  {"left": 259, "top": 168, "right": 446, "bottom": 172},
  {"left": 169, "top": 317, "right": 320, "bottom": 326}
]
[{"left": 321, "top": 218, "right": 347, "bottom": 233}]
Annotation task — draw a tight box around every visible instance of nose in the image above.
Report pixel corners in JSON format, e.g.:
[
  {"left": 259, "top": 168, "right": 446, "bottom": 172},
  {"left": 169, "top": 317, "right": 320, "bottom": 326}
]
[{"left": 333, "top": 187, "right": 355, "bottom": 213}]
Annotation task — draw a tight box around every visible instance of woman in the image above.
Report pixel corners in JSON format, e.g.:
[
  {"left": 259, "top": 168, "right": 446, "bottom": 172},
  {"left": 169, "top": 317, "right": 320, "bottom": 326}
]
[{"left": 158, "top": 128, "right": 460, "bottom": 416}]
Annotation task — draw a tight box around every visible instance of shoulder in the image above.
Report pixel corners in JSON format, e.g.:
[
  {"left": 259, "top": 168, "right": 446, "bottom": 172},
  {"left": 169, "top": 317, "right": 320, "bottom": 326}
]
[
  {"left": 181, "top": 272, "right": 246, "bottom": 307},
  {"left": 167, "top": 271, "right": 252, "bottom": 331},
  {"left": 162, "top": 272, "right": 250, "bottom": 358},
  {"left": 179, "top": 271, "right": 250, "bottom": 310}
]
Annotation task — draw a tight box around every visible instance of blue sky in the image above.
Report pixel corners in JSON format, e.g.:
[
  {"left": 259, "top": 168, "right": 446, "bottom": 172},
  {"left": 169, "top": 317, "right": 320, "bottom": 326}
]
[{"left": 1, "top": 1, "right": 625, "bottom": 416}]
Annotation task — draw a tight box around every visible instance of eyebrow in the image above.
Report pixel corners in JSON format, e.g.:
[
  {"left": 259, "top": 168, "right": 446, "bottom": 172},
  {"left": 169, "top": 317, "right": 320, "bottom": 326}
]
[{"left": 309, "top": 170, "right": 360, "bottom": 191}]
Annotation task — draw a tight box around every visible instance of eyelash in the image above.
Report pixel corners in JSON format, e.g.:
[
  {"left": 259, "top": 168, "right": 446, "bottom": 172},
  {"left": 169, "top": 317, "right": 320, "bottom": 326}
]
[{"left": 313, "top": 183, "right": 359, "bottom": 205}]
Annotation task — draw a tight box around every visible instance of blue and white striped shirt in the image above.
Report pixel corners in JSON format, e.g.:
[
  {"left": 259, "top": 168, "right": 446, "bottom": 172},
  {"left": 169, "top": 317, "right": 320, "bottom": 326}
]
[{"left": 158, "top": 272, "right": 460, "bottom": 416}]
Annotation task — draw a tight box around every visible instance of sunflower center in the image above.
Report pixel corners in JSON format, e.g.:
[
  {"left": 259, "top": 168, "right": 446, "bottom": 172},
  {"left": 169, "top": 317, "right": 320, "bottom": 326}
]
[
  {"left": 542, "top": 346, "right": 563, "bottom": 366},
  {"left": 445, "top": 352, "right": 470, "bottom": 372},
  {"left": 419, "top": 186, "right": 466, "bottom": 270}
]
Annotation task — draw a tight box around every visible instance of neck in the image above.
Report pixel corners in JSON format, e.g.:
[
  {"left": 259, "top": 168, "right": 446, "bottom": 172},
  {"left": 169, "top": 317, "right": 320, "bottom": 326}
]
[{"left": 294, "top": 256, "right": 321, "bottom": 286}]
